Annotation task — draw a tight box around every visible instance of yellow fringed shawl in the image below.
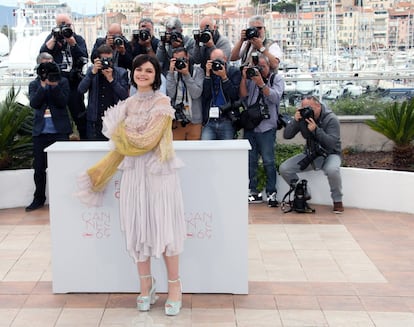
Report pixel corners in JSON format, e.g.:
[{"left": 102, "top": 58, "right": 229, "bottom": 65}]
[{"left": 87, "top": 116, "right": 173, "bottom": 192}]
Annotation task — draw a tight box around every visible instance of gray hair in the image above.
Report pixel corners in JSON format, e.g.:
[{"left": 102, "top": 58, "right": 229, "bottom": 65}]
[
  {"left": 165, "top": 17, "right": 182, "bottom": 31},
  {"left": 139, "top": 17, "right": 153, "bottom": 26},
  {"left": 36, "top": 52, "right": 53, "bottom": 64},
  {"left": 249, "top": 15, "right": 265, "bottom": 25}
]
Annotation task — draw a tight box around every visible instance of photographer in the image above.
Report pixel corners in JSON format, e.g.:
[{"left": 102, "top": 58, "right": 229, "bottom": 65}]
[
  {"left": 230, "top": 15, "right": 282, "bottom": 71},
  {"left": 279, "top": 96, "right": 344, "bottom": 213},
  {"left": 166, "top": 47, "right": 204, "bottom": 140},
  {"left": 240, "top": 55, "right": 284, "bottom": 207},
  {"left": 91, "top": 23, "right": 133, "bottom": 71},
  {"left": 78, "top": 45, "right": 129, "bottom": 140},
  {"left": 130, "top": 18, "right": 160, "bottom": 58},
  {"left": 192, "top": 17, "right": 231, "bottom": 72},
  {"left": 26, "top": 52, "right": 72, "bottom": 212},
  {"left": 157, "top": 17, "right": 195, "bottom": 76},
  {"left": 39, "top": 13, "right": 88, "bottom": 139},
  {"left": 201, "top": 48, "right": 241, "bottom": 140}
]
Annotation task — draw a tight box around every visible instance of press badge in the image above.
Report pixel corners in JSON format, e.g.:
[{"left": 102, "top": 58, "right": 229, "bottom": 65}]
[
  {"left": 209, "top": 106, "right": 219, "bottom": 118},
  {"left": 44, "top": 109, "right": 52, "bottom": 118}
]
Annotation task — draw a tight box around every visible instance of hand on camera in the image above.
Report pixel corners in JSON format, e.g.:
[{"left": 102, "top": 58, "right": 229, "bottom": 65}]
[
  {"left": 92, "top": 58, "right": 102, "bottom": 74},
  {"left": 116, "top": 43, "right": 126, "bottom": 55},
  {"left": 101, "top": 67, "right": 114, "bottom": 82},
  {"left": 306, "top": 117, "right": 317, "bottom": 132}
]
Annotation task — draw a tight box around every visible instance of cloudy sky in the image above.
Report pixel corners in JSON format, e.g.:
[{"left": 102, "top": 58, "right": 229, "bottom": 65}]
[{"left": 4, "top": 0, "right": 207, "bottom": 15}]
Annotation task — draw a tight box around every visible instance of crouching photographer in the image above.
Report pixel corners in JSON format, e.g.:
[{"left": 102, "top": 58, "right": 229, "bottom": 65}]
[
  {"left": 201, "top": 48, "right": 241, "bottom": 140},
  {"left": 240, "top": 54, "right": 285, "bottom": 207},
  {"left": 279, "top": 96, "right": 344, "bottom": 213}
]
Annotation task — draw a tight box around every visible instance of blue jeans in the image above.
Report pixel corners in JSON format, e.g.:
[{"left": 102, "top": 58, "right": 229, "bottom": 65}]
[
  {"left": 279, "top": 153, "right": 343, "bottom": 202},
  {"left": 201, "top": 119, "right": 235, "bottom": 140},
  {"left": 244, "top": 128, "right": 277, "bottom": 195}
]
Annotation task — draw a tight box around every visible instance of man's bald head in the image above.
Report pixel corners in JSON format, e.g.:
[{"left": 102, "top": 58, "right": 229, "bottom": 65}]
[
  {"left": 56, "top": 13, "right": 72, "bottom": 26},
  {"left": 108, "top": 23, "right": 122, "bottom": 35}
]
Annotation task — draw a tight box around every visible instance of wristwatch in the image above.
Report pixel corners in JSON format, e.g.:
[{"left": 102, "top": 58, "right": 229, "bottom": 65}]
[{"left": 258, "top": 46, "right": 266, "bottom": 53}]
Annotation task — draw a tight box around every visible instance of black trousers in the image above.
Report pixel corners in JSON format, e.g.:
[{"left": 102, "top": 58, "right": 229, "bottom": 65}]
[
  {"left": 67, "top": 85, "right": 87, "bottom": 140},
  {"left": 32, "top": 133, "right": 69, "bottom": 203}
]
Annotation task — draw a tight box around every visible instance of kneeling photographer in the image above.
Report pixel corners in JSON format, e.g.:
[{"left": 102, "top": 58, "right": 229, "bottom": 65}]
[
  {"left": 279, "top": 96, "right": 344, "bottom": 213},
  {"left": 201, "top": 48, "right": 241, "bottom": 140},
  {"left": 240, "top": 54, "right": 285, "bottom": 207}
]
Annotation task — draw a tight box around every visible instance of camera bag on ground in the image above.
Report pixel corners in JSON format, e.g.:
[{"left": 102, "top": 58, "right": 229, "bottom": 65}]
[{"left": 281, "top": 179, "right": 315, "bottom": 213}]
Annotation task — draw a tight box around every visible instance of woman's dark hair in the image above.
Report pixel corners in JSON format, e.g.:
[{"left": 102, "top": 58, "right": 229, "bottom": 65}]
[{"left": 130, "top": 54, "right": 162, "bottom": 90}]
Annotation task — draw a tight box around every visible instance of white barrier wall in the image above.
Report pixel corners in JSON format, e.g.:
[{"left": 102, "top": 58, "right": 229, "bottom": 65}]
[{"left": 45, "top": 140, "right": 250, "bottom": 294}]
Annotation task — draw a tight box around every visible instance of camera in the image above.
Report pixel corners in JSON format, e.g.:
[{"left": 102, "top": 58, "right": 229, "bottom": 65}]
[
  {"left": 199, "top": 25, "right": 212, "bottom": 43},
  {"left": 245, "top": 27, "right": 259, "bottom": 40},
  {"left": 174, "top": 57, "right": 187, "bottom": 70},
  {"left": 299, "top": 106, "right": 314, "bottom": 120},
  {"left": 170, "top": 31, "right": 182, "bottom": 42},
  {"left": 100, "top": 57, "right": 113, "bottom": 70},
  {"left": 52, "top": 24, "right": 73, "bottom": 41},
  {"left": 277, "top": 113, "right": 292, "bottom": 130},
  {"left": 297, "top": 142, "right": 328, "bottom": 170},
  {"left": 246, "top": 67, "right": 260, "bottom": 79},
  {"left": 160, "top": 31, "right": 182, "bottom": 44},
  {"left": 137, "top": 28, "right": 151, "bottom": 41},
  {"left": 113, "top": 35, "right": 124, "bottom": 46},
  {"left": 259, "top": 103, "right": 270, "bottom": 120},
  {"left": 211, "top": 59, "right": 224, "bottom": 71},
  {"left": 36, "top": 62, "right": 61, "bottom": 82},
  {"left": 173, "top": 103, "right": 191, "bottom": 127},
  {"left": 219, "top": 100, "right": 244, "bottom": 124}
]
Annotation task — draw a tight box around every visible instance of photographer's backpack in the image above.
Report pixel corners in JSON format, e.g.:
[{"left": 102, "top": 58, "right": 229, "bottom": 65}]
[{"left": 281, "top": 179, "right": 315, "bottom": 213}]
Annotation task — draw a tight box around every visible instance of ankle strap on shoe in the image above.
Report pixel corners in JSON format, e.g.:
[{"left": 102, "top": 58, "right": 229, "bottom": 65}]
[
  {"left": 140, "top": 274, "right": 152, "bottom": 279},
  {"left": 168, "top": 278, "right": 180, "bottom": 283}
]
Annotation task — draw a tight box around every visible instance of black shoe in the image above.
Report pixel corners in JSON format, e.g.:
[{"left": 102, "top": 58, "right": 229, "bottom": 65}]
[
  {"left": 25, "top": 200, "right": 45, "bottom": 212},
  {"left": 267, "top": 192, "right": 279, "bottom": 207},
  {"left": 248, "top": 193, "right": 263, "bottom": 204}
]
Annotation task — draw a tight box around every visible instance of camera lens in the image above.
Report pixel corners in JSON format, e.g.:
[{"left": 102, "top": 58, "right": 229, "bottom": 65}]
[
  {"left": 246, "top": 67, "right": 258, "bottom": 79},
  {"left": 211, "top": 59, "right": 224, "bottom": 71},
  {"left": 61, "top": 26, "right": 73, "bottom": 38},
  {"left": 245, "top": 27, "right": 259, "bottom": 40},
  {"left": 175, "top": 58, "right": 186, "bottom": 70},
  {"left": 113, "top": 35, "right": 124, "bottom": 46},
  {"left": 199, "top": 31, "right": 211, "bottom": 43},
  {"left": 139, "top": 29, "right": 150, "bottom": 41}
]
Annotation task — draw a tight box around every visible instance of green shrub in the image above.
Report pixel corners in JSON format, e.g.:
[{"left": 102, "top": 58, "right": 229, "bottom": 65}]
[
  {"left": 0, "top": 86, "right": 33, "bottom": 170},
  {"left": 327, "top": 95, "right": 390, "bottom": 115}
]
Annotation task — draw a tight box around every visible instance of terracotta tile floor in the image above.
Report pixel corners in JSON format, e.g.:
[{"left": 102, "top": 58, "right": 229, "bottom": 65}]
[{"left": 1, "top": 204, "right": 414, "bottom": 326}]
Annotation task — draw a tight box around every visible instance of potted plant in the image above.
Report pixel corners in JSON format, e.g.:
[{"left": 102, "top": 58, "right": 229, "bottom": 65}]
[
  {"left": 0, "top": 86, "right": 33, "bottom": 170},
  {"left": 365, "top": 98, "right": 414, "bottom": 168}
]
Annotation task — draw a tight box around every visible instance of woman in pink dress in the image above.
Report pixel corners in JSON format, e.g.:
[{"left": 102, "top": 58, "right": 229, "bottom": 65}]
[{"left": 77, "top": 54, "right": 185, "bottom": 316}]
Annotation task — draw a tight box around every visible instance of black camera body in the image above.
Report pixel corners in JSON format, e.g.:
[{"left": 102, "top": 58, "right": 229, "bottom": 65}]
[
  {"left": 175, "top": 57, "right": 187, "bottom": 70},
  {"left": 246, "top": 67, "right": 260, "bottom": 79},
  {"left": 173, "top": 103, "right": 191, "bottom": 127},
  {"left": 298, "top": 142, "right": 328, "bottom": 170},
  {"left": 161, "top": 31, "right": 183, "bottom": 44},
  {"left": 138, "top": 28, "right": 151, "bottom": 41},
  {"left": 100, "top": 57, "right": 113, "bottom": 70},
  {"left": 245, "top": 27, "right": 259, "bottom": 40},
  {"left": 211, "top": 59, "right": 224, "bottom": 71},
  {"left": 299, "top": 106, "right": 314, "bottom": 120},
  {"left": 219, "top": 100, "right": 244, "bottom": 124},
  {"left": 52, "top": 24, "right": 73, "bottom": 41},
  {"left": 36, "top": 62, "right": 61, "bottom": 82},
  {"left": 113, "top": 35, "right": 124, "bottom": 46}
]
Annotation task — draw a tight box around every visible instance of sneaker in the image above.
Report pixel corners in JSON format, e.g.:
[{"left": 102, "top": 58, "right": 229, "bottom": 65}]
[
  {"left": 333, "top": 201, "right": 344, "bottom": 213},
  {"left": 25, "top": 200, "right": 45, "bottom": 212},
  {"left": 267, "top": 192, "right": 279, "bottom": 207},
  {"left": 248, "top": 193, "right": 263, "bottom": 204}
]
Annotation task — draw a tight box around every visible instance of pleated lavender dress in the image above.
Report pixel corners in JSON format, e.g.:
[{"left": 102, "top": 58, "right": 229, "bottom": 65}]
[{"left": 100, "top": 90, "right": 186, "bottom": 262}]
